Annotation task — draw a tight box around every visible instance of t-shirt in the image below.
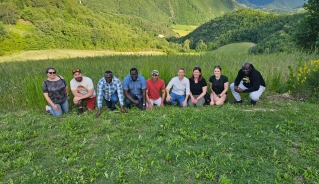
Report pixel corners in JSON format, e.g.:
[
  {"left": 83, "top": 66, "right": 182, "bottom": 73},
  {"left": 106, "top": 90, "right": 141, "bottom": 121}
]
[
  {"left": 42, "top": 78, "right": 67, "bottom": 104},
  {"left": 166, "top": 77, "right": 190, "bottom": 96},
  {"left": 70, "top": 76, "right": 96, "bottom": 96},
  {"left": 189, "top": 78, "right": 207, "bottom": 95},
  {"left": 209, "top": 75, "right": 228, "bottom": 95},
  {"left": 146, "top": 78, "right": 166, "bottom": 100}
]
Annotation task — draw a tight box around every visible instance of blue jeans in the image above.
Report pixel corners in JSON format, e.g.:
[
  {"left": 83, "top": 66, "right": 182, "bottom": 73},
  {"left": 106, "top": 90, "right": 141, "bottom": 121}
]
[
  {"left": 125, "top": 92, "right": 143, "bottom": 109},
  {"left": 49, "top": 99, "right": 69, "bottom": 117},
  {"left": 104, "top": 92, "right": 119, "bottom": 109},
  {"left": 167, "top": 92, "right": 187, "bottom": 107}
]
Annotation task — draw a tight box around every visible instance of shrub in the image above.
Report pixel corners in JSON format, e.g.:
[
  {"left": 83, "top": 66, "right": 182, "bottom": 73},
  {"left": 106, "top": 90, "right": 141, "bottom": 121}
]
[{"left": 287, "top": 58, "right": 319, "bottom": 103}]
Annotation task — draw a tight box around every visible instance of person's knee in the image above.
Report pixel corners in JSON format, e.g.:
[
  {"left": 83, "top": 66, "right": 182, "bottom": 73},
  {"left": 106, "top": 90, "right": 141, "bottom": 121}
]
[
  {"left": 230, "top": 83, "right": 235, "bottom": 89},
  {"left": 250, "top": 95, "right": 260, "bottom": 101}
]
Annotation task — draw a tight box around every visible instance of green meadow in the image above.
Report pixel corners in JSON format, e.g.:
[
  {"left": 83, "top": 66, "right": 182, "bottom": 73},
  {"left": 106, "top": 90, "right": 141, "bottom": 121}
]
[{"left": 1, "top": 51, "right": 319, "bottom": 183}]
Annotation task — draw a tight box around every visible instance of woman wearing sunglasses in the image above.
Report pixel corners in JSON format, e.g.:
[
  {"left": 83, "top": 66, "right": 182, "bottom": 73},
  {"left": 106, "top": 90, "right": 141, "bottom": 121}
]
[
  {"left": 42, "top": 67, "right": 69, "bottom": 116},
  {"left": 209, "top": 66, "right": 229, "bottom": 106}
]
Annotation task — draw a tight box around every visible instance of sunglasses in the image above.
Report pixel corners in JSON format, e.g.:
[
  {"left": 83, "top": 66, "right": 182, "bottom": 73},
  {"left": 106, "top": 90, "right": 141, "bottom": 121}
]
[
  {"left": 214, "top": 65, "right": 221, "bottom": 68},
  {"left": 72, "top": 68, "right": 81, "bottom": 73},
  {"left": 152, "top": 74, "right": 158, "bottom": 76},
  {"left": 48, "top": 72, "right": 56, "bottom": 74}
]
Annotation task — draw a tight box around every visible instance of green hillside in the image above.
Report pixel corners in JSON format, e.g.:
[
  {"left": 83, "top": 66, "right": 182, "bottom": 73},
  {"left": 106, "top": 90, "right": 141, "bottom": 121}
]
[
  {"left": 82, "top": 0, "right": 241, "bottom": 26},
  {"left": 174, "top": 9, "right": 305, "bottom": 54},
  {"left": 0, "top": 0, "right": 182, "bottom": 56}
]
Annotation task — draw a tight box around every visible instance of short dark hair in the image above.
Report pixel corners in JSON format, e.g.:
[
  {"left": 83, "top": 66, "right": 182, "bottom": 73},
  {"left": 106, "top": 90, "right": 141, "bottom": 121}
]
[
  {"left": 46, "top": 66, "right": 55, "bottom": 74},
  {"left": 178, "top": 68, "right": 185, "bottom": 72},
  {"left": 130, "top": 68, "right": 138, "bottom": 73},
  {"left": 105, "top": 70, "right": 112, "bottom": 75}
]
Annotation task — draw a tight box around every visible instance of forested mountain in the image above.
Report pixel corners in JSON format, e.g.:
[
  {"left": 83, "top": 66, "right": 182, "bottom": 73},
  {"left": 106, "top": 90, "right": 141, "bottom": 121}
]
[
  {"left": 0, "top": 0, "right": 182, "bottom": 55},
  {"left": 236, "top": 0, "right": 307, "bottom": 9},
  {"left": 174, "top": 9, "right": 304, "bottom": 54},
  {"left": 82, "top": 0, "right": 241, "bottom": 26}
]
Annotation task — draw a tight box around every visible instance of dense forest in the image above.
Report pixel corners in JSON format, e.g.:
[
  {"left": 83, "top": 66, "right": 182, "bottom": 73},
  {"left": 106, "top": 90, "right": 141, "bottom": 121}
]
[
  {"left": 0, "top": 0, "right": 318, "bottom": 56},
  {"left": 173, "top": 9, "right": 306, "bottom": 54}
]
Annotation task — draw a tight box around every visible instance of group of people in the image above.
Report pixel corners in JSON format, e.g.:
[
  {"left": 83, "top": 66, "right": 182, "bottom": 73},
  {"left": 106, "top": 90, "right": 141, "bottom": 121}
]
[{"left": 42, "top": 62, "right": 266, "bottom": 117}]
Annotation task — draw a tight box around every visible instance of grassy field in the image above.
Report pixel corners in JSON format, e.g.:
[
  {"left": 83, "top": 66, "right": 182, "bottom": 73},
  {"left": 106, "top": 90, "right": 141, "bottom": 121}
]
[
  {"left": 0, "top": 51, "right": 318, "bottom": 111},
  {"left": 212, "top": 42, "right": 256, "bottom": 54},
  {"left": 171, "top": 24, "right": 197, "bottom": 37},
  {"left": 0, "top": 50, "right": 165, "bottom": 62},
  {"left": 1, "top": 99, "right": 319, "bottom": 183},
  {"left": 0, "top": 51, "right": 319, "bottom": 183}
]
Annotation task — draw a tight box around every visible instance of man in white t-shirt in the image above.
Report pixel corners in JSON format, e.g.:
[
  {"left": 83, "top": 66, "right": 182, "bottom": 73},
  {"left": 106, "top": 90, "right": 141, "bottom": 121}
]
[{"left": 70, "top": 68, "right": 96, "bottom": 114}]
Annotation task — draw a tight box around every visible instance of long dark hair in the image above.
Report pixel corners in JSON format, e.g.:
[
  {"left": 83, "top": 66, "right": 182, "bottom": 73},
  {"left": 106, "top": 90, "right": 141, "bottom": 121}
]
[{"left": 191, "top": 66, "right": 203, "bottom": 81}]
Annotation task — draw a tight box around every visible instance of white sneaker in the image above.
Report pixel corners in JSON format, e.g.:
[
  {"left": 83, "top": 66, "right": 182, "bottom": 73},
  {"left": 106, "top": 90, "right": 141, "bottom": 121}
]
[{"left": 45, "top": 105, "right": 51, "bottom": 114}]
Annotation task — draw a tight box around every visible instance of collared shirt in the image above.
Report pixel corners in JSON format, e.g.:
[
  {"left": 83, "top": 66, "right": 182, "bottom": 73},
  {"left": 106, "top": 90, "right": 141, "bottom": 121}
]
[
  {"left": 96, "top": 76, "right": 124, "bottom": 108},
  {"left": 123, "top": 74, "right": 146, "bottom": 99},
  {"left": 166, "top": 76, "right": 190, "bottom": 96}
]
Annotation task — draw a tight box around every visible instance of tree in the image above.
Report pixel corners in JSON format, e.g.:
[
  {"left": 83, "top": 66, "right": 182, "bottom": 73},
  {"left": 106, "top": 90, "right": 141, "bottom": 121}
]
[
  {"left": 294, "top": 0, "right": 319, "bottom": 50},
  {"left": 0, "top": 3, "right": 20, "bottom": 24}
]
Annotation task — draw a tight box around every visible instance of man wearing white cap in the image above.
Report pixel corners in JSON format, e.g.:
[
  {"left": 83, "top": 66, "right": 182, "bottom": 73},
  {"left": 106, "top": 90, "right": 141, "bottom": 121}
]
[{"left": 146, "top": 70, "right": 166, "bottom": 109}]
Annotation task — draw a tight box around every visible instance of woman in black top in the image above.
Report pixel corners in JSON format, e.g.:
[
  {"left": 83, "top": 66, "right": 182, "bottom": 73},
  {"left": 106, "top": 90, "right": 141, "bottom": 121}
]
[
  {"left": 209, "top": 66, "right": 228, "bottom": 105},
  {"left": 188, "top": 66, "right": 207, "bottom": 107}
]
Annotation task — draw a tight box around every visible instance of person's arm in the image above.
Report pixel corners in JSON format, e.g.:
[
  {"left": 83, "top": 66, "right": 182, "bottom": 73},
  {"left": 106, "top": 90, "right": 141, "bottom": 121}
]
[
  {"left": 142, "top": 88, "right": 146, "bottom": 110},
  {"left": 244, "top": 72, "right": 261, "bottom": 92},
  {"left": 161, "top": 89, "right": 165, "bottom": 106},
  {"left": 183, "top": 79, "right": 190, "bottom": 107},
  {"left": 65, "top": 86, "right": 69, "bottom": 99},
  {"left": 72, "top": 88, "right": 94, "bottom": 100},
  {"left": 146, "top": 89, "right": 153, "bottom": 109},
  {"left": 96, "top": 80, "right": 104, "bottom": 117},
  {"left": 197, "top": 86, "right": 207, "bottom": 100},
  {"left": 116, "top": 80, "right": 127, "bottom": 113},
  {"left": 43, "top": 93, "right": 59, "bottom": 111},
  {"left": 234, "top": 70, "right": 242, "bottom": 87},
  {"left": 165, "top": 79, "right": 173, "bottom": 102},
  {"left": 219, "top": 82, "right": 229, "bottom": 98}
]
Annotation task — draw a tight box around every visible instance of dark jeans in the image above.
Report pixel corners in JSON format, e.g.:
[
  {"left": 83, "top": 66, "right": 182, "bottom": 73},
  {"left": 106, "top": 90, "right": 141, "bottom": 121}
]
[
  {"left": 125, "top": 92, "right": 143, "bottom": 109},
  {"left": 104, "top": 92, "right": 119, "bottom": 109}
]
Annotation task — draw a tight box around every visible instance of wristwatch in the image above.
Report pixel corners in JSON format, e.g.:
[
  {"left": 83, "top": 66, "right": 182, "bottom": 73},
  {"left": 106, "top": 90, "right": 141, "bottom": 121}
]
[{"left": 143, "top": 103, "right": 146, "bottom": 106}]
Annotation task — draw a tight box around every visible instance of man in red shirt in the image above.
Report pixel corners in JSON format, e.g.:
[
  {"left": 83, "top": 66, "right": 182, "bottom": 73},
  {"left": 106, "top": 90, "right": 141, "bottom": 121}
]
[{"left": 146, "top": 70, "right": 166, "bottom": 109}]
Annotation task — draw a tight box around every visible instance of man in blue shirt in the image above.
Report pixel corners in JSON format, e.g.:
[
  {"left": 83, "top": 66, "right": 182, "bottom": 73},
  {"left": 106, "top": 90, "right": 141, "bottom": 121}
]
[
  {"left": 96, "top": 70, "right": 127, "bottom": 117},
  {"left": 123, "top": 68, "right": 146, "bottom": 110}
]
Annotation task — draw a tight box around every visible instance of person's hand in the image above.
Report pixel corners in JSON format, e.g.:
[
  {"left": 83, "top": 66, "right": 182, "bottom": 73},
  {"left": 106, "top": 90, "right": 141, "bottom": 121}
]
[
  {"left": 182, "top": 101, "right": 187, "bottom": 107},
  {"left": 96, "top": 108, "right": 101, "bottom": 117},
  {"left": 133, "top": 99, "right": 139, "bottom": 104},
  {"left": 73, "top": 96, "right": 82, "bottom": 101},
  {"left": 235, "top": 87, "right": 244, "bottom": 93},
  {"left": 142, "top": 104, "right": 146, "bottom": 111},
  {"left": 147, "top": 102, "right": 153, "bottom": 110},
  {"left": 120, "top": 106, "right": 127, "bottom": 113},
  {"left": 166, "top": 95, "right": 171, "bottom": 102},
  {"left": 160, "top": 102, "right": 165, "bottom": 107},
  {"left": 53, "top": 104, "right": 59, "bottom": 111}
]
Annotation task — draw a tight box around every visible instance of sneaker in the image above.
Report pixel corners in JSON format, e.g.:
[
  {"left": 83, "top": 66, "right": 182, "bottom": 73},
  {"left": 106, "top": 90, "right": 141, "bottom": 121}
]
[
  {"left": 234, "top": 100, "right": 243, "bottom": 104},
  {"left": 250, "top": 100, "right": 257, "bottom": 106},
  {"left": 45, "top": 105, "right": 51, "bottom": 114},
  {"left": 111, "top": 106, "right": 117, "bottom": 111},
  {"left": 77, "top": 108, "right": 84, "bottom": 115}
]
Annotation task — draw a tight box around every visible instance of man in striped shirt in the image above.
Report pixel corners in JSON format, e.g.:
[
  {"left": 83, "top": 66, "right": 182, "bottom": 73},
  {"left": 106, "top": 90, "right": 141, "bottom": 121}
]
[{"left": 96, "top": 70, "right": 127, "bottom": 117}]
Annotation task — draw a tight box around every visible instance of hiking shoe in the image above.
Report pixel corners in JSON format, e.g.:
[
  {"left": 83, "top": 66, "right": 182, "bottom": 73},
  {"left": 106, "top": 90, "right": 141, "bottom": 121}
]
[
  {"left": 45, "top": 105, "right": 51, "bottom": 114},
  {"left": 111, "top": 106, "right": 118, "bottom": 111},
  {"left": 250, "top": 100, "right": 257, "bottom": 106},
  {"left": 234, "top": 100, "right": 243, "bottom": 104},
  {"left": 77, "top": 108, "right": 84, "bottom": 115}
]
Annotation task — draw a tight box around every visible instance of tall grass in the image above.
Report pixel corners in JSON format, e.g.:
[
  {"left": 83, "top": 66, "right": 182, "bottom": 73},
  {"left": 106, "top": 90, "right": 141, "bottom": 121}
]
[{"left": 0, "top": 52, "right": 318, "bottom": 111}]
